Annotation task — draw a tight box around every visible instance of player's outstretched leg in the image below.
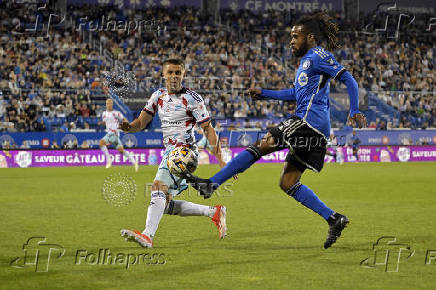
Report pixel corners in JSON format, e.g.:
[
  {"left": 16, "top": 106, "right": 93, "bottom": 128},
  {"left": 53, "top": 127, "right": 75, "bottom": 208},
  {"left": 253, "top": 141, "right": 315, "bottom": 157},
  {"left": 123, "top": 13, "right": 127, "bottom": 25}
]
[
  {"left": 118, "top": 146, "right": 138, "bottom": 172},
  {"left": 121, "top": 181, "right": 168, "bottom": 248},
  {"left": 184, "top": 147, "right": 261, "bottom": 198},
  {"left": 184, "top": 132, "right": 278, "bottom": 198},
  {"left": 99, "top": 139, "right": 112, "bottom": 168},
  {"left": 165, "top": 201, "right": 227, "bottom": 238},
  {"left": 280, "top": 162, "right": 349, "bottom": 249}
]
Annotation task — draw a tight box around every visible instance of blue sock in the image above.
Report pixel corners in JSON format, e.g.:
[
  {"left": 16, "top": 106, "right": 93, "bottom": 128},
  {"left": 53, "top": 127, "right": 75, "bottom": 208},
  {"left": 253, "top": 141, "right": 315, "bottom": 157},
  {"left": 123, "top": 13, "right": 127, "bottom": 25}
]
[
  {"left": 210, "top": 150, "right": 257, "bottom": 186},
  {"left": 292, "top": 184, "right": 334, "bottom": 220}
]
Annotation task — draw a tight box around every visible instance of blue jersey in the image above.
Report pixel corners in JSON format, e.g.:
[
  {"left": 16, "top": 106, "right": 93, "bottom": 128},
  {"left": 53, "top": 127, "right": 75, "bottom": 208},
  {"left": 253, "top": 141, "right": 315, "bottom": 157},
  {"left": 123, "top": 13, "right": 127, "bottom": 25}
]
[{"left": 293, "top": 46, "right": 345, "bottom": 137}]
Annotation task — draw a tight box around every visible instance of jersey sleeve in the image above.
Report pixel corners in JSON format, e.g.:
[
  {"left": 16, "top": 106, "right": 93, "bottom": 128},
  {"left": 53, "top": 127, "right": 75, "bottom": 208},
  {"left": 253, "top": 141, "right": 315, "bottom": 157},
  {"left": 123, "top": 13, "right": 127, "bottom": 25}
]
[
  {"left": 142, "top": 91, "right": 160, "bottom": 116},
  {"left": 313, "top": 52, "right": 345, "bottom": 80},
  {"left": 188, "top": 92, "right": 210, "bottom": 124}
]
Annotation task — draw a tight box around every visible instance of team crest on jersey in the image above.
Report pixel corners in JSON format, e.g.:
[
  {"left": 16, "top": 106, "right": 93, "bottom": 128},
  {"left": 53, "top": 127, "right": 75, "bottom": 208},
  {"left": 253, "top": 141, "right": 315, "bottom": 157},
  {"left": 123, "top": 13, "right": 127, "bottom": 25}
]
[
  {"left": 298, "top": 72, "right": 308, "bottom": 86},
  {"left": 302, "top": 59, "right": 311, "bottom": 70}
]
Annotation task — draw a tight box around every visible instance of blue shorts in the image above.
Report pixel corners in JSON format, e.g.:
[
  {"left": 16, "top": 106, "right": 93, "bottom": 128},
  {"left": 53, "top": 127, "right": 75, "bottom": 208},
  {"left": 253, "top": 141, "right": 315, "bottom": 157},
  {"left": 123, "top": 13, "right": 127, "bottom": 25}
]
[
  {"left": 154, "top": 146, "right": 198, "bottom": 197},
  {"left": 102, "top": 132, "right": 123, "bottom": 148}
]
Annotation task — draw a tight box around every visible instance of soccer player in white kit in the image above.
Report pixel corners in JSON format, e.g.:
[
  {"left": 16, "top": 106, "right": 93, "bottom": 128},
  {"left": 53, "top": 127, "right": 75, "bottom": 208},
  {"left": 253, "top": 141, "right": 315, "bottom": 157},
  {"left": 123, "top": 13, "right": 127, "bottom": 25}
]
[
  {"left": 119, "top": 59, "right": 230, "bottom": 248},
  {"left": 99, "top": 98, "right": 138, "bottom": 171}
]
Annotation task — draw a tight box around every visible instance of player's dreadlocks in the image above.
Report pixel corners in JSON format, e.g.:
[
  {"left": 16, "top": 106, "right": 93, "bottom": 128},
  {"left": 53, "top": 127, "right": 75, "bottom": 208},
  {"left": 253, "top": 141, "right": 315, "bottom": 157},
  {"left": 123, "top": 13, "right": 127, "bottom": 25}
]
[{"left": 295, "top": 12, "right": 340, "bottom": 51}]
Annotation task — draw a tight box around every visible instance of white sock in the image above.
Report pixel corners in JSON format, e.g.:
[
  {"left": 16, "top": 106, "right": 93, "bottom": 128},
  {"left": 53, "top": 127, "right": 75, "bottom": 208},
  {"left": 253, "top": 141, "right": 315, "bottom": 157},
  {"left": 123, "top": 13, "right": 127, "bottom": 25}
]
[
  {"left": 100, "top": 145, "right": 110, "bottom": 161},
  {"left": 122, "top": 150, "right": 136, "bottom": 164},
  {"left": 143, "top": 191, "right": 167, "bottom": 239},
  {"left": 165, "top": 200, "right": 216, "bottom": 217}
]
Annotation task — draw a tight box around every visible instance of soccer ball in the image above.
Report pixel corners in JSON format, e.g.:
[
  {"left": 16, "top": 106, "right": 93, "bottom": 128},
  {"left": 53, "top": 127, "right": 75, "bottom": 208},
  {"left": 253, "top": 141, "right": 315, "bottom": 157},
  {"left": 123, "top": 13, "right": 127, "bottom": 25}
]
[{"left": 167, "top": 147, "right": 198, "bottom": 177}]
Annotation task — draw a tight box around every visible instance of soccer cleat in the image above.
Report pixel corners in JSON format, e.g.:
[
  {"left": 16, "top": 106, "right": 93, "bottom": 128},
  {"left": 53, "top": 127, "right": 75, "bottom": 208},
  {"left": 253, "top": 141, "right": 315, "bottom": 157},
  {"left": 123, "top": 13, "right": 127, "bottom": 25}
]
[
  {"left": 183, "top": 172, "right": 216, "bottom": 199},
  {"left": 211, "top": 205, "right": 227, "bottom": 239},
  {"left": 324, "top": 213, "right": 349, "bottom": 249},
  {"left": 120, "top": 229, "right": 153, "bottom": 248},
  {"left": 106, "top": 159, "right": 112, "bottom": 169},
  {"left": 134, "top": 162, "right": 139, "bottom": 172}
]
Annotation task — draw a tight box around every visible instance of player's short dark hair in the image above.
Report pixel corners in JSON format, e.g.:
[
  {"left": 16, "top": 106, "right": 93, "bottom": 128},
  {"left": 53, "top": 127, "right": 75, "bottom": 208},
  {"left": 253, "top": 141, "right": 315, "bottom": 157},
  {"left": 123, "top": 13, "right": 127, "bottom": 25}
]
[
  {"left": 295, "top": 12, "right": 340, "bottom": 51},
  {"left": 163, "top": 58, "right": 185, "bottom": 70}
]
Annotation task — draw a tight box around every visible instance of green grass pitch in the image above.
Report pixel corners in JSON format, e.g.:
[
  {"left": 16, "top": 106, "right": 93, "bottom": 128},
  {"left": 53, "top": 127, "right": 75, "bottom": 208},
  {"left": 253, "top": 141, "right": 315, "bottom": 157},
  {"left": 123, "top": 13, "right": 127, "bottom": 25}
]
[{"left": 1, "top": 162, "right": 436, "bottom": 289}]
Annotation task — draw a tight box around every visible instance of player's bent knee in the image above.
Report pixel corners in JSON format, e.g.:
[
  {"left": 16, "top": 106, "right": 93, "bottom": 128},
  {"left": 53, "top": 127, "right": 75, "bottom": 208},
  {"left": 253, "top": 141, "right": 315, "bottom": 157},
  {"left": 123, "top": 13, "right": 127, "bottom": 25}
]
[
  {"left": 151, "top": 180, "right": 169, "bottom": 193},
  {"left": 99, "top": 140, "right": 106, "bottom": 147},
  {"left": 283, "top": 182, "right": 302, "bottom": 196},
  {"left": 279, "top": 176, "right": 301, "bottom": 194}
]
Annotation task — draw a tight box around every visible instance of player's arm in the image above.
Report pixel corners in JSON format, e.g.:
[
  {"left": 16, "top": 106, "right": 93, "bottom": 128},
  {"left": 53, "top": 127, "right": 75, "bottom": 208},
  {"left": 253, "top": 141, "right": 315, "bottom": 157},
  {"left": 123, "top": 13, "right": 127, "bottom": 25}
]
[
  {"left": 314, "top": 54, "right": 367, "bottom": 128},
  {"left": 120, "top": 91, "right": 159, "bottom": 132},
  {"left": 200, "top": 120, "right": 226, "bottom": 168},
  {"left": 337, "top": 71, "right": 367, "bottom": 128},
  {"left": 248, "top": 87, "right": 296, "bottom": 101},
  {"left": 119, "top": 111, "right": 153, "bottom": 133}
]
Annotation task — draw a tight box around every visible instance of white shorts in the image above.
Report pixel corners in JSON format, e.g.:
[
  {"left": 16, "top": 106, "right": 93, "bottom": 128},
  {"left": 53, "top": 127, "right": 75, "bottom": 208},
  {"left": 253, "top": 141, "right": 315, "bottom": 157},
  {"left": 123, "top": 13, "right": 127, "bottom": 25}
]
[
  {"left": 154, "top": 147, "right": 198, "bottom": 196},
  {"left": 102, "top": 132, "right": 123, "bottom": 148}
]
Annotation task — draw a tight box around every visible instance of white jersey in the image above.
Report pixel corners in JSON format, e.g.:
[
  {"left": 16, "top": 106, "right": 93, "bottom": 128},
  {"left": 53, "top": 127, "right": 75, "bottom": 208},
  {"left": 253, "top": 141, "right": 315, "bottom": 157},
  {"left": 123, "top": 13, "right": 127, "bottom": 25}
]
[
  {"left": 102, "top": 110, "right": 124, "bottom": 135},
  {"left": 143, "top": 87, "right": 210, "bottom": 149}
]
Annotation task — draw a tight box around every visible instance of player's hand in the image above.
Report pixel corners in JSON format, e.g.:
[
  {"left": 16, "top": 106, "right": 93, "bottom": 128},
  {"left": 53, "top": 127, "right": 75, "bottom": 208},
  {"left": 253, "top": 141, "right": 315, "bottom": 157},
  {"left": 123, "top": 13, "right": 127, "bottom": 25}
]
[
  {"left": 119, "top": 121, "right": 132, "bottom": 132},
  {"left": 247, "top": 88, "right": 262, "bottom": 99},
  {"left": 348, "top": 112, "right": 367, "bottom": 128}
]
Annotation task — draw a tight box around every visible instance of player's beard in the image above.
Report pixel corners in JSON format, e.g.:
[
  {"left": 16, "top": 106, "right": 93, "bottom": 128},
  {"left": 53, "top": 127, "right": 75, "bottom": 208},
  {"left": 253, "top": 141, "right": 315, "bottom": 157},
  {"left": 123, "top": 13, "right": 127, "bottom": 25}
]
[{"left": 294, "top": 38, "right": 310, "bottom": 58}]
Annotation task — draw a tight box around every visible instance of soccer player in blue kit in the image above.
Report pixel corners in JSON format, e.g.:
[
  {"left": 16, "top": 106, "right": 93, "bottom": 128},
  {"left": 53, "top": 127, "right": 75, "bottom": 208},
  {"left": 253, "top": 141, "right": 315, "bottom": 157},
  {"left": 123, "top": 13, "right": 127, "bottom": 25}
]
[{"left": 185, "top": 12, "right": 367, "bottom": 249}]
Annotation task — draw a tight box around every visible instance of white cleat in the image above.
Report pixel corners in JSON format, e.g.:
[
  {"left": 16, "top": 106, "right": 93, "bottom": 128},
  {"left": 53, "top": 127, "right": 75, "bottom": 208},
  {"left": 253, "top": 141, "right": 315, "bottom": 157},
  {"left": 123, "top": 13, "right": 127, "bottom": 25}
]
[
  {"left": 211, "top": 205, "right": 227, "bottom": 239},
  {"left": 134, "top": 162, "right": 139, "bottom": 172},
  {"left": 120, "top": 229, "right": 153, "bottom": 248},
  {"left": 106, "top": 159, "right": 112, "bottom": 169}
]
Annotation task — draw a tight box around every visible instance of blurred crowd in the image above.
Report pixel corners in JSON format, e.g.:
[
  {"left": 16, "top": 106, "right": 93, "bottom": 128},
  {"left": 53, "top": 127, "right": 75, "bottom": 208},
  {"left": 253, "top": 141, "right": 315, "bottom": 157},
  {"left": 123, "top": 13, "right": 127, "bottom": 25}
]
[{"left": 0, "top": 2, "right": 434, "bottom": 133}]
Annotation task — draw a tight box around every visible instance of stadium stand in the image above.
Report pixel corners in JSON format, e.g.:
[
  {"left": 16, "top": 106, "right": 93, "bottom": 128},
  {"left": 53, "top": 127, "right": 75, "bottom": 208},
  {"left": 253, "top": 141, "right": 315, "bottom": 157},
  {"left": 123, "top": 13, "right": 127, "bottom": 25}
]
[{"left": 0, "top": 2, "right": 434, "bottom": 134}]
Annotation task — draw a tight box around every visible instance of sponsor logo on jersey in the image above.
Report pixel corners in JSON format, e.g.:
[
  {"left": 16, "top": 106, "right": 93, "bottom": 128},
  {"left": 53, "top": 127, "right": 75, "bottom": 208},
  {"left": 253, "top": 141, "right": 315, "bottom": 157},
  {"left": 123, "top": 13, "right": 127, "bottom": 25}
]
[
  {"left": 302, "top": 59, "right": 311, "bottom": 70},
  {"left": 298, "top": 72, "right": 308, "bottom": 86},
  {"left": 162, "top": 120, "right": 183, "bottom": 125}
]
